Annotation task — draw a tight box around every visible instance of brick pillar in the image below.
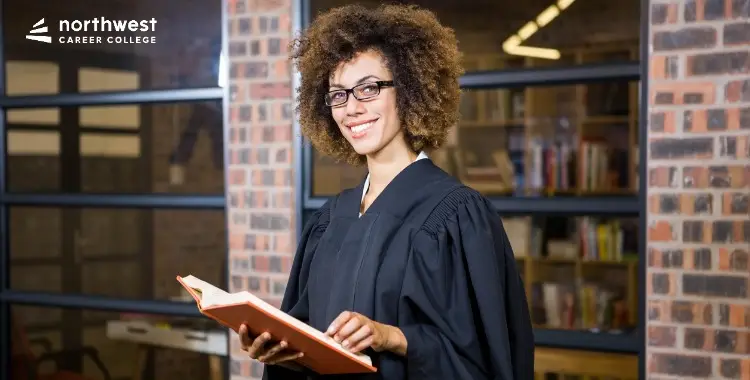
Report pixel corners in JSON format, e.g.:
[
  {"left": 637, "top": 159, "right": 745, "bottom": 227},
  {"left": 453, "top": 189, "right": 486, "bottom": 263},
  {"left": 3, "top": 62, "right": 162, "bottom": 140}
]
[
  {"left": 647, "top": 1, "right": 750, "bottom": 379},
  {"left": 225, "top": 0, "right": 296, "bottom": 379}
]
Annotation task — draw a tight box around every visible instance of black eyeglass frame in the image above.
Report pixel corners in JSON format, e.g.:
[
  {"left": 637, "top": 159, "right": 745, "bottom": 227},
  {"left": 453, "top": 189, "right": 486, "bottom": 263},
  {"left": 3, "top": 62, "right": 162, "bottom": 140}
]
[{"left": 324, "top": 80, "right": 394, "bottom": 106}]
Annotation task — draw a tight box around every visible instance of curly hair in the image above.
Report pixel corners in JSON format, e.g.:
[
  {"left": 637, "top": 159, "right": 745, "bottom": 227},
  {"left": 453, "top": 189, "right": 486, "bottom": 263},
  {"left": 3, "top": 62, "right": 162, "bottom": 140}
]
[{"left": 289, "top": 3, "right": 464, "bottom": 166}]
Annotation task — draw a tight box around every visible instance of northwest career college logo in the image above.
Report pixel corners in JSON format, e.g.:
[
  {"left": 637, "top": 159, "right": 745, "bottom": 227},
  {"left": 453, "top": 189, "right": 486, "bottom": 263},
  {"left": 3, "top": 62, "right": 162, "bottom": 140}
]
[{"left": 26, "top": 18, "right": 51, "bottom": 43}]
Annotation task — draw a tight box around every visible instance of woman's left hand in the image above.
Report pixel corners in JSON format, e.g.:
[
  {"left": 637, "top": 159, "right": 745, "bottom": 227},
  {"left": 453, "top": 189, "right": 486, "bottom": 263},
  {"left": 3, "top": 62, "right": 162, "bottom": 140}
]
[{"left": 325, "top": 311, "right": 407, "bottom": 355}]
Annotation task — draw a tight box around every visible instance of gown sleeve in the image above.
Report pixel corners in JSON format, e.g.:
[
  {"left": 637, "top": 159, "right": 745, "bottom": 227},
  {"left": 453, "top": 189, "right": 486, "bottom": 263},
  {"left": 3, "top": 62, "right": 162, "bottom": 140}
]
[
  {"left": 262, "top": 200, "right": 333, "bottom": 380},
  {"left": 398, "top": 191, "right": 535, "bottom": 380}
]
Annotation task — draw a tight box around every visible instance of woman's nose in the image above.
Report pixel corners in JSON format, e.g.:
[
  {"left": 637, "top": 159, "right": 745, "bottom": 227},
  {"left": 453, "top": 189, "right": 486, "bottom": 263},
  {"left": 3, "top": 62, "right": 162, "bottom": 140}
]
[{"left": 346, "top": 96, "right": 366, "bottom": 115}]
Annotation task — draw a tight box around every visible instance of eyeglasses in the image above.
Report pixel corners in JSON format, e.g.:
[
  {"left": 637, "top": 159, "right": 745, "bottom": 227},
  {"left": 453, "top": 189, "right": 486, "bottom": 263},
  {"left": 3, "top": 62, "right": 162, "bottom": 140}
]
[{"left": 324, "top": 80, "right": 394, "bottom": 107}]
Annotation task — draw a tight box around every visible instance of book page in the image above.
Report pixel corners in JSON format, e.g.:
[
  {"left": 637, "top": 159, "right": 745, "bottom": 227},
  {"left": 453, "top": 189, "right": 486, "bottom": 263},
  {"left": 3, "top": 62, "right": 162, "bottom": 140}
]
[
  {"left": 180, "top": 275, "right": 235, "bottom": 308},
  {"left": 179, "top": 275, "right": 371, "bottom": 366}
]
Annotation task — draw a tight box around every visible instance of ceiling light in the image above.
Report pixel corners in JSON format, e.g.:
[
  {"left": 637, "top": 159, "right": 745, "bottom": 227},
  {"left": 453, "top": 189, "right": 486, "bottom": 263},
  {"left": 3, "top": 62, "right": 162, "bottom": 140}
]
[
  {"left": 557, "top": 0, "right": 575, "bottom": 10},
  {"left": 510, "top": 46, "right": 561, "bottom": 60},
  {"left": 502, "top": 0, "right": 576, "bottom": 60},
  {"left": 517, "top": 22, "right": 538, "bottom": 40},
  {"left": 536, "top": 5, "right": 560, "bottom": 27},
  {"left": 502, "top": 35, "right": 523, "bottom": 51}
]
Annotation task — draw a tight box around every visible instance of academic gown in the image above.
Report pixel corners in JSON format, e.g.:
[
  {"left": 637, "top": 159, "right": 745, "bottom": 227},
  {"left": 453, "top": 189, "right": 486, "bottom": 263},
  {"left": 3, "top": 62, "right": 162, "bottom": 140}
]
[{"left": 263, "top": 158, "right": 534, "bottom": 380}]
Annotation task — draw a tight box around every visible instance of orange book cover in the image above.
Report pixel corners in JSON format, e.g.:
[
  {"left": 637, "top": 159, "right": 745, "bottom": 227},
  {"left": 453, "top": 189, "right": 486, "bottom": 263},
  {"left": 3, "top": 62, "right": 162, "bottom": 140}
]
[{"left": 176, "top": 275, "right": 376, "bottom": 375}]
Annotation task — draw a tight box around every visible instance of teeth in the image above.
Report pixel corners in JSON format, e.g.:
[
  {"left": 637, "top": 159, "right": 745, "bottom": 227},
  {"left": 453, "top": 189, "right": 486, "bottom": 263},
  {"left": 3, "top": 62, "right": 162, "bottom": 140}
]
[{"left": 351, "top": 121, "right": 375, "bottom": 133}]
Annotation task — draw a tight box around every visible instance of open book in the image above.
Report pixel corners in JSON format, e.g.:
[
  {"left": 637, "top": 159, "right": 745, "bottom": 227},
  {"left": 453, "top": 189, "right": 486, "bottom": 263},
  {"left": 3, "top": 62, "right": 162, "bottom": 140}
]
[{"left": 176, "top": 275, "right": 376, "bottom": 375}]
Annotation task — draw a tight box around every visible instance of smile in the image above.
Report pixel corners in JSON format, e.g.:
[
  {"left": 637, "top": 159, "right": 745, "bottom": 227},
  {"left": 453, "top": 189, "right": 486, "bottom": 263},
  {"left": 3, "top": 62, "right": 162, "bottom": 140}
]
[{"left": 346, "top": 119, "right": 378, "bottom": 137}]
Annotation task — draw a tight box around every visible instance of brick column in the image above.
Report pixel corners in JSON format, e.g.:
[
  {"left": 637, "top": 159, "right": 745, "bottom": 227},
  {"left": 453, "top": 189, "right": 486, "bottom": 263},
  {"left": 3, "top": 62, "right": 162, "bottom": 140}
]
[
  {"left": 647, "top": 1, "right": 749, "bottom": 379},
  {"left": 225, "top": 0, "right": 296, "bottom": 379}
]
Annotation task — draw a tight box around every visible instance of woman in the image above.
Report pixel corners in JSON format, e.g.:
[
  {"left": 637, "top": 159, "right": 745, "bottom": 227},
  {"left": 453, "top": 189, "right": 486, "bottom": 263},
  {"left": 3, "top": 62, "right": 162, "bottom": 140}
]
[{"left": 239, "top": 4, "right": 534, "bottom": 379}]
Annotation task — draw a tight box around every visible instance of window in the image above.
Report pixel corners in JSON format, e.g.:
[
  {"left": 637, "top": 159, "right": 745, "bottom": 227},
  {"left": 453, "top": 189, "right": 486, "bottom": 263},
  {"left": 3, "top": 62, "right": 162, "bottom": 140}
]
[
  {"left": 8, "top": 207, "right": 227, "bottom": 301},
  {"left": 5, "top": 101, "right": 224, "bottom": 194},
  {"left": 1, "top": 0, "right": 228, "bottom": 379},
  {"left": 8, "top": 305, "right": 227, "bottom": 380}
]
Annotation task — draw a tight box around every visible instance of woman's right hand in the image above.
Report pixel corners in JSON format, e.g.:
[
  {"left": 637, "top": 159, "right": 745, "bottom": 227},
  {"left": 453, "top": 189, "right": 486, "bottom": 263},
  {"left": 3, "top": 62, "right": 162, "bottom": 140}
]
[{"left": 239, "top": 324, "right": 304, "bottom": 366}]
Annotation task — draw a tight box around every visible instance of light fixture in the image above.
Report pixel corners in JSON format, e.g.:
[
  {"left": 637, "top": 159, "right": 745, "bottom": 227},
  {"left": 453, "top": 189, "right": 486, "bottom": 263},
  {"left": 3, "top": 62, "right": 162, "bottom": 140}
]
[
  {"left": 557, "top": 0, "right": 575, "bottom": 10},
  {"left": 502, "top": 0, "right": 576, "bottom": 60}
]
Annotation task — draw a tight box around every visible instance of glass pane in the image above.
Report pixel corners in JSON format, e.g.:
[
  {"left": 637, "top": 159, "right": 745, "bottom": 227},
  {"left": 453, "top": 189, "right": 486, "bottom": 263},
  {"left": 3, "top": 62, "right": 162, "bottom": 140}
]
[
  {"left": 5, "top": 100, "right": 225, "bottom": 194},
  {"left": 3, "top": 0, "right": 221, "bottom": 94},
  {"left": 309, "top": 0, "right": 639, "bottom": 70},
  {"left": 311, "top": 149, "right": 367, "bottom": 196},
  {"left": 311, "top": 80, "right": 639, "bottom": 197},
  {"left": 8, "top": 305, "right": 229, "bottom": 380},
  {"left": 5, "top": 60, "right": 61, "bottom": 96},
  {"left": 8, "top": 207, "right": 227, "bottom": 301},
  {"left": 506, "top": 215, "right": 640, "bottom": 336}
]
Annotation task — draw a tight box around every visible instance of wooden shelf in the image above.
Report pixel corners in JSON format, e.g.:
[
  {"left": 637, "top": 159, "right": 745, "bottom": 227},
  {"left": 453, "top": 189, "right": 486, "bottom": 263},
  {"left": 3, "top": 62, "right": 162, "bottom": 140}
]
[
  {"left": 535, "top": 346, "right": 638, "bottom": 379},
  {"left": 516, "top": 256, "right": 638, "bottom": 266}
]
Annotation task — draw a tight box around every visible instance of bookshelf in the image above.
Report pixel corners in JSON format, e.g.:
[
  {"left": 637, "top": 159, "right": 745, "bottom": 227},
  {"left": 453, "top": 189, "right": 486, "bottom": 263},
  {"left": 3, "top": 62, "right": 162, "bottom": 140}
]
[
  {"left": 430, "top": 43, "right": 640, "bottom": 199},
  {"left": 504, "top": 216, "right": 639, "bottom": 336}
]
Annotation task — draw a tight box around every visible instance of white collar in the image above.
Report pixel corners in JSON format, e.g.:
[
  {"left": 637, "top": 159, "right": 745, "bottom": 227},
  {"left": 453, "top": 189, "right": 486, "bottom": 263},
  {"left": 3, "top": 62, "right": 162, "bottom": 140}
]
[{"left": 359, "top": 151, "right": 429, "bottom": 216}]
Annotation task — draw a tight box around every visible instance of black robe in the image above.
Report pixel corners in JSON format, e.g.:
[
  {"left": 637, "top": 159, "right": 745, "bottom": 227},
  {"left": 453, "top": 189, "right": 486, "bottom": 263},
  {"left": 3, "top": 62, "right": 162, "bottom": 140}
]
[{"left": 263, "top": 159, "right": 534, "bottom": 380}]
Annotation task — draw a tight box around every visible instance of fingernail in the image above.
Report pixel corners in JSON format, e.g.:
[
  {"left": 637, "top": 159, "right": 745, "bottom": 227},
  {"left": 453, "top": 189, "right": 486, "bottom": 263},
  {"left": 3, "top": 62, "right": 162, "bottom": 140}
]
[
  {"left": 342, "top": 339, "right": 349, "bottom": 348},
  {"left": 326, "top": 325, "right": 335, "bottom": 334}
]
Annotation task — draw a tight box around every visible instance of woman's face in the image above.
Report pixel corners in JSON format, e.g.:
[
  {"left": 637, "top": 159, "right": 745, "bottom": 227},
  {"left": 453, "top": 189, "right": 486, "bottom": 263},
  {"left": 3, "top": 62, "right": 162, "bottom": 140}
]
[{"left": 328, "top": 50, "right": 402, "bottom": 158}]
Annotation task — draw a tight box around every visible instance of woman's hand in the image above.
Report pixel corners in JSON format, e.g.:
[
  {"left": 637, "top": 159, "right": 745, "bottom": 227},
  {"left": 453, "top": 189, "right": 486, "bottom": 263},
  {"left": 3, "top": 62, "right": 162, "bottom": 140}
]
[
  {"left": 325, "top": 311, "right": 407, "bottom": 356},
  {"left": 239, "top": 324, "right": 304, "bottom": 367}
]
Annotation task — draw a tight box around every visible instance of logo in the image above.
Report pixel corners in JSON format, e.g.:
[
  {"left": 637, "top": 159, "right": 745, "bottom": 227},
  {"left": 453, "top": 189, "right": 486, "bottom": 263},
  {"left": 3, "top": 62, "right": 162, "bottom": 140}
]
[
  {"left": 26, "top": 18, "right": 51, "bottom": 43},
  {"left": 25, "top": 17, "right": 158, "bottom": 45}
]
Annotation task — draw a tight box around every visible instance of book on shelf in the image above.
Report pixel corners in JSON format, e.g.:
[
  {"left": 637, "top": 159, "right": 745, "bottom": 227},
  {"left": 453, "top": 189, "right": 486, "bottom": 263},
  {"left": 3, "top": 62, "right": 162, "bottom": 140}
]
[
  {"left": 502, "top": 217, "right": 544, "bottom": 258},
  {"left": 176, "top": 275, "right": 376, "bottom": 375},
  {"left": 528, "top": 138, "right": 576, "bottom": 191},
  {"left": 577, "top": 140, "right": 630, "bottom": 192},
  {"left": 579, "top": 217, "right": 638, "bottom": 261},
  {"left": 531, "top": 281, "right": 630, "bottom": 332},
  {"left": 526, "top": 138, "right": 633, "bottom": 192},
  {"left": 506, "top": 216, "right": 638, "bottom": 262}
]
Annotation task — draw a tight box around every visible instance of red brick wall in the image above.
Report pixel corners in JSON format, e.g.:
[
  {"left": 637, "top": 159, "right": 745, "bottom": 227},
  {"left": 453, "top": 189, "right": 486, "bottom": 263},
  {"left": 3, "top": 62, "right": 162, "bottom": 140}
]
[
  {"left": 225, "top": 0, "right": 296, "bottom": 378},
  {"left": 647, "top": 0, "right": 750, "bottom": 378}
]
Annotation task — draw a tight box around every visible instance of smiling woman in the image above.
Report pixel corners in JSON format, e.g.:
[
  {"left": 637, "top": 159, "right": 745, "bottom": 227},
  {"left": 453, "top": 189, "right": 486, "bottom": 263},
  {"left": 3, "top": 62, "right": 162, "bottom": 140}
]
[
  {"left": 292, "top": 4, "right": 463, "bottom": 167},
  {"left": 236, "top": 4, "right": 534, "bottom": 380}
]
